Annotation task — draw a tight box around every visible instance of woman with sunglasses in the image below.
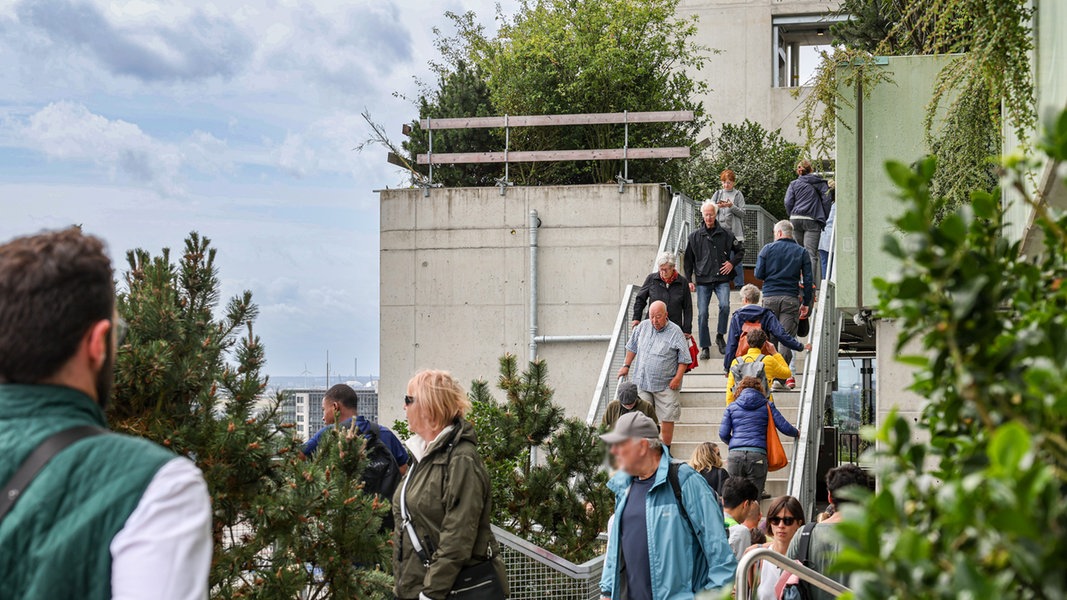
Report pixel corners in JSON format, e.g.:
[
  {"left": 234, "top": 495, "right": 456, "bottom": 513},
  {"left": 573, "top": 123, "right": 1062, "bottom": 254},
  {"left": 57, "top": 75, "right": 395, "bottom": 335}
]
[{"left": 749, "top": 495, "right": 806, "bottom": 600}]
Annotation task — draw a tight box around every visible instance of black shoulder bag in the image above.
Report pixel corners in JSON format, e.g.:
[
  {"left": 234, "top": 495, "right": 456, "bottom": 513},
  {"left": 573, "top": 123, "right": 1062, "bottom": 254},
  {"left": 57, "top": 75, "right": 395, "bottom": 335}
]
[
  {"left": 399, "top": 441, "right": 506, "bottom": 599},
  {"left": 0, "top": 425, "right": 107, "bottom": 524}
]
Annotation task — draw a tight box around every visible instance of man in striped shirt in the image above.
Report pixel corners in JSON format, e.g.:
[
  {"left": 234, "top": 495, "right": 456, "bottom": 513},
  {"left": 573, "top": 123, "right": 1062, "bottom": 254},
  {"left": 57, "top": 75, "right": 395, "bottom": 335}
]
[{"left": 617, "top": 301, "right": 691, "bottom": 448}]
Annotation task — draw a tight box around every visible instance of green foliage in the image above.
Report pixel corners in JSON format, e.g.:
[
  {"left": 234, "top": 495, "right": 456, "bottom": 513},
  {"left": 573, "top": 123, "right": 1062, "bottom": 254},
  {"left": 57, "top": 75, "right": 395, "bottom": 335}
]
[
  {"left": 808, "top": 0, "right": 1036, "bottom": 193},
  {"left": 469, "top": 354, "right": 612, "bottom": 563},
  {"left": 676, "top": 120, "right": 802, "bottom": 218},
  {"left": 403, "top": 59, "right": 502, "bottom": 188},
  {"left": 840, "top": 110, "right": 1067, "bottom": 598},
  {"left": 792, "top": 47, "right": 895, "bottom": 161},
  {"left": 112, "top": 234, "right": 392, "bottom": 600},
  {"left": 406, "top": 0, "right": 710, "bottom": 186},
  {"left": 927, "top": 78, "right": 999, "bottom": 218}
]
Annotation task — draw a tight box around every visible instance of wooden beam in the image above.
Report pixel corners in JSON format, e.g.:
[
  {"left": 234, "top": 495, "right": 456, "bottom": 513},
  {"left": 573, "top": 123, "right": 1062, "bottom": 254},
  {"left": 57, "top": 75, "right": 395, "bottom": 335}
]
[
  {"left": 417, "top": 147, "right": 691, "bottom": 165},
  {"left": 419, "top": 111, "right": 695, "bottom": 130}
]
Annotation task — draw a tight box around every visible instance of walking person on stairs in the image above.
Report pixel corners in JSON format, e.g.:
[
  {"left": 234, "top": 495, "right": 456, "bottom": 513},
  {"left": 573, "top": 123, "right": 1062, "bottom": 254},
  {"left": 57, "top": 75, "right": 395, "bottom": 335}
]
[
  {"left": 754, "top": 221, "right": 814, "bottom": 389},
  {"left": 618, "top": 301, "right": 690, "bottom": 447},
  {"left": 719, "top": 377, "right": 799, "bottom": 497},
  {"left": 685, "top": 200, "right": 745, "bottom": 360}
]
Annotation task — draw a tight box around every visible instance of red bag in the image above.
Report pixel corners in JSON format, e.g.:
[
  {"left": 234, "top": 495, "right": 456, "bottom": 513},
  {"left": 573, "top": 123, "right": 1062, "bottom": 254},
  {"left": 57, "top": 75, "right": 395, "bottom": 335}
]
[{"left": 686, "top": 336, "right": 699, "bottom": 372}]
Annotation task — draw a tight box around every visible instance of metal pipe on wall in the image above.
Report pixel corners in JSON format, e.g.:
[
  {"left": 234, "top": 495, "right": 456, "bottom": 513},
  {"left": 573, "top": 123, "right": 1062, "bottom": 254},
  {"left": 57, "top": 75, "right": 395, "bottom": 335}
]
[
  {"left": 535, "top": 335, "right": 611, "bottom": 344},
  {"left": 529, "top": 209, "right": 539, "bottom": 361}
]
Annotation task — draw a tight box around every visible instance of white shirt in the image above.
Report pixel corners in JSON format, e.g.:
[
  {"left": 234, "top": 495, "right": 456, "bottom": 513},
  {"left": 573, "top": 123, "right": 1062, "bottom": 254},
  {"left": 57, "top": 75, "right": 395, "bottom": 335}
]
[{"left": 109, "top": 457, "right": 212, "bottom": 600}]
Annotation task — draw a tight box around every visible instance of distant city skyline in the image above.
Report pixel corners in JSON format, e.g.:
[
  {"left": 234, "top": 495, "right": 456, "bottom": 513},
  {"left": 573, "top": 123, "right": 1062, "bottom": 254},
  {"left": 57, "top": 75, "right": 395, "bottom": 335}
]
[{"left": 0, "top": 0, "right": 518, "bottom": 377}]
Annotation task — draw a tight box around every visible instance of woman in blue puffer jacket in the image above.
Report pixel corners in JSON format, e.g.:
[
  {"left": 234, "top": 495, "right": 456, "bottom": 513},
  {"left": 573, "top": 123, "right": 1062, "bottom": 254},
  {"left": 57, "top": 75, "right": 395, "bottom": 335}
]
[{"left": 719, "top": 376, "right": 799, "bottom": 496}]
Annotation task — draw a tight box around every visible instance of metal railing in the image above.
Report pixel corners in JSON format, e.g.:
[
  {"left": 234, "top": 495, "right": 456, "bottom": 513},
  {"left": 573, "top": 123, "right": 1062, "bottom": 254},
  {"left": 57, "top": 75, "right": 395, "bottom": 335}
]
[
  {"left": 587, "top": 284, "right": 638, "bottom": 427},
  {"left": 734, "top": 548, "right": 850, "bottom": 599},
  {"left": 493, "top": 525, "right": 604, "bottom": 600},
  {"left": 588, "top": 191, "right": 701, "bottom": 426},
  {"left": 741, "top": 205, "right": 779, "bottom": 267},
  {"left": 786, "top": 228, "right": 840, "bottom": 519}
]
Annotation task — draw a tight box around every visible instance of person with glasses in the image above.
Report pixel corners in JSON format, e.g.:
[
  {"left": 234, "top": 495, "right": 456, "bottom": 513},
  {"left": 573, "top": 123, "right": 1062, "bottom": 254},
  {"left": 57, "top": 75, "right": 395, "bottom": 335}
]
[
  {"left": 393, "top": 370, "right": 508, "bottom": 600},
  {"left": 747, "top": 495, "right": 807, "bottom": 600},
  {"left": 0, "top": 228, "right": 211, "bottom": 599}
]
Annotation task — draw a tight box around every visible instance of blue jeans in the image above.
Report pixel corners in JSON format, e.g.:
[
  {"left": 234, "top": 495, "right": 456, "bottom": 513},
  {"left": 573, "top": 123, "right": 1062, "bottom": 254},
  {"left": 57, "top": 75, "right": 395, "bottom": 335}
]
[
  {"left": 696, "top": 282, "right": 731, "bottom": 350},
  {"left": 733, "top": 263, "right": 745, "bottom": 288},
  {"left": 819, "top": 249, "right": 830, "bottom": 280}
]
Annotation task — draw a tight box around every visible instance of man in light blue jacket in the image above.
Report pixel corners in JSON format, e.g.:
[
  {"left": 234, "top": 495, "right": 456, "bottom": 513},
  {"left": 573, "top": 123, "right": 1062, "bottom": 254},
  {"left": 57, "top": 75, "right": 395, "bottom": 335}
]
[{"left": 599, "top": 413, "right": 737, "bottom": 600}]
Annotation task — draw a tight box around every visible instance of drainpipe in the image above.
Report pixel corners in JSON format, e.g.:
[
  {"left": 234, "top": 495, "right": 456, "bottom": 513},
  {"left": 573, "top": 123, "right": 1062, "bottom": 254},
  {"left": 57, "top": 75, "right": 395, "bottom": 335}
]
[{"left": 529, "top": 209, "right": 539, "bottom": 361}]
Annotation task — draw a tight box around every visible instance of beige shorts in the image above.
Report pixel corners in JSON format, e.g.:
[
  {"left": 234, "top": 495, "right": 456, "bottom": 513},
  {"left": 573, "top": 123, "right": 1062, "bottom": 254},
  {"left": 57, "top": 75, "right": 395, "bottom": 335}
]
[{"left": 638, "top": 388, "right": 681, "bottom": 422}]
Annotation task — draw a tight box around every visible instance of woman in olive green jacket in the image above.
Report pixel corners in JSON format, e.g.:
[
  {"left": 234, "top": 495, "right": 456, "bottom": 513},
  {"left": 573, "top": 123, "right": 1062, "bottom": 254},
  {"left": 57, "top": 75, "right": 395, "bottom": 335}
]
[{"left": 393, "top": 369, "right": 508, "bottom": 600}]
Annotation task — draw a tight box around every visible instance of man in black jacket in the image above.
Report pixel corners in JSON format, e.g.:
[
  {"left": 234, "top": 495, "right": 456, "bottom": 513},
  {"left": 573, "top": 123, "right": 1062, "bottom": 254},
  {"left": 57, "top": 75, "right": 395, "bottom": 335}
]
[
  {"left": 685, "top": 201, "right": 745, "bottom": 359},
  {"left": 632, "top": 251, "right": 692, "bottom": 338}
]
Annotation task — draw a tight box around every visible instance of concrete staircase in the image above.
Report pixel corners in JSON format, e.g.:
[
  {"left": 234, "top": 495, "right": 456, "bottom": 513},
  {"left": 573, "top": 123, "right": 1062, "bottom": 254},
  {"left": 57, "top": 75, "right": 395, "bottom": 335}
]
[{"left": 670, "top": 292, "right": 805, "bottom": 501}]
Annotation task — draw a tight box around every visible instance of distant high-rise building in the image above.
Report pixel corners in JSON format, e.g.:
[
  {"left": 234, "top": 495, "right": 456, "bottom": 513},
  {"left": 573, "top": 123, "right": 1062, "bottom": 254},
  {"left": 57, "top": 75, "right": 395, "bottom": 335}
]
[{"left": 280, "top": 384, "right": 379, "bottom": 441}]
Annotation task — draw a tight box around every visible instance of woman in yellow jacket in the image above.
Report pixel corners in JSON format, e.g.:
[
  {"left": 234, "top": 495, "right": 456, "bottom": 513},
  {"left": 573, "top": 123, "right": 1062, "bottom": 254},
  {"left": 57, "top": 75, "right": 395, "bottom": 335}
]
[{"left": 725, "top": 329, "right": 792, "bottom": 404}]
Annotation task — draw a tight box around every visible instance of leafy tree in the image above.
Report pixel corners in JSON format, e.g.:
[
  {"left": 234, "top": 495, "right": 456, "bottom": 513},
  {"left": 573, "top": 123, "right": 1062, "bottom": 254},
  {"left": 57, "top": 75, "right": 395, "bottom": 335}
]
[
  {"left": 408, "top": 0, "right": 710, "bottom": 186},
  {"left": 676, "top": 119, "right": 802, "bottom": 219},
  {"left": 834, "top": 109, "right": 1067, "bottom": 598},
  {"left": 111, "top": 233, "right": 392, "bottom": 599},
  {"left": 403, "top": 59, "right": 502, "bottom": 188},
  {"left": 469, "top": 355, "right": 612, "bottom": 564}
]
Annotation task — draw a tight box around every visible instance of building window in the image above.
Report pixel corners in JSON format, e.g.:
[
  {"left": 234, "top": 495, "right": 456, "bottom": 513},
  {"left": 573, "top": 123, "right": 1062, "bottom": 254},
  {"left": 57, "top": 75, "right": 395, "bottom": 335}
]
[{"left": 772, "top": 14, "right": 848, "bottom": 88}]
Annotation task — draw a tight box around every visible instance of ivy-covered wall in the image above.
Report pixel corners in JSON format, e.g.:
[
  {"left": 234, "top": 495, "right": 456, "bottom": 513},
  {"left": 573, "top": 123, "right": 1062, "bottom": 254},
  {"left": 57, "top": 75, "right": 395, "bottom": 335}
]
[{"left": 833, "top": 54, "right": 957, "bottom": 310}]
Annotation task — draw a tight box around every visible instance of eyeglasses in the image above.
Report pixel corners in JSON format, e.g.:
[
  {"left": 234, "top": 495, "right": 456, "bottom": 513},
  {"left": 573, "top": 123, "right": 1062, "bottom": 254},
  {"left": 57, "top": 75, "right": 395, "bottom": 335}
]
[
  {"left": 113, "top": 317, "right": 128, "bottom": 346},
  {"left": 403, "top": 395, "right": 416, "bottom": 406},
  {"left": 768, "top": 516, "right": 798, "bottom": 526}
]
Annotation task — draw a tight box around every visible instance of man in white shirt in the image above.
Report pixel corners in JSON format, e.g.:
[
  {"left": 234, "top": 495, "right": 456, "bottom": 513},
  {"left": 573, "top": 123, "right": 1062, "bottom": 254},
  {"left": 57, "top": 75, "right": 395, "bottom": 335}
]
[{"left": 0, "top": 228, "right": 211, "bottom": 599}]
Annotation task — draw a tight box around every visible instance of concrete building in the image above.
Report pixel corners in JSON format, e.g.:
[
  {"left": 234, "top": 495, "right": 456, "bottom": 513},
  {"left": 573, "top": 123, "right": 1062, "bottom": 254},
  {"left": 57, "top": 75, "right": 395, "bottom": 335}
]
[
  {"left": 281, "top": 386, "right": 380, "bottom": 441},
  {"left": 678, "top": 0, "right": 844, "bottom": 143},
  {"left": 378, "top": 184, "right": 671, "bottom": 429}
]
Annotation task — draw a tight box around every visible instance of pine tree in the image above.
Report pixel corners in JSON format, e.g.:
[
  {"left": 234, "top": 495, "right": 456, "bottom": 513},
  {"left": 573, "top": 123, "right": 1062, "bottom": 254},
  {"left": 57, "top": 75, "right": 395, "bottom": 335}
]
[
  {"left": 110, "top": 233, "right": 392, "bottom": 600},
  {"left": 469, "top": 354, "right": 612, "bottom": 563}
]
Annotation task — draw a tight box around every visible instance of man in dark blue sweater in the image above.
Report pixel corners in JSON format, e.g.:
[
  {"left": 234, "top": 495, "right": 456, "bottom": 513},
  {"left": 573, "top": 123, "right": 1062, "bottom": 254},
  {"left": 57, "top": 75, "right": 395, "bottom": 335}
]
[{"left": 754, "top": 221, "right": 814, "bottom": 388}]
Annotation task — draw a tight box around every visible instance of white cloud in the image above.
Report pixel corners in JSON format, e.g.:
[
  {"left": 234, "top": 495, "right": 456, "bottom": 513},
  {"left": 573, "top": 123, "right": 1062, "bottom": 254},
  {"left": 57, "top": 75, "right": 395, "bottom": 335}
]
[{"left": 21, "top": 101, "right": 183, "bottom": 194}]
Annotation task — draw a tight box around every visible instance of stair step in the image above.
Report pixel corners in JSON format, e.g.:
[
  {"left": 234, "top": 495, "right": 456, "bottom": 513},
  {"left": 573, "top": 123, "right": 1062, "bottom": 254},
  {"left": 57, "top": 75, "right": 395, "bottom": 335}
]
[{"left": 678, "top": 391, "right": 801, "bottom": 409}]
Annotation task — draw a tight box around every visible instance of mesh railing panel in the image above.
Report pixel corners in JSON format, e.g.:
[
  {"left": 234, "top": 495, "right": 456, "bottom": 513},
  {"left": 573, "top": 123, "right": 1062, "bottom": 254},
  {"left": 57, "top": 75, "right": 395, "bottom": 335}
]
[
  {"left": 741, "top": 205, "right": 778, "bottom": 267},
  {"left": 498, "top": 544, "right": 603, "bottom": 600}
]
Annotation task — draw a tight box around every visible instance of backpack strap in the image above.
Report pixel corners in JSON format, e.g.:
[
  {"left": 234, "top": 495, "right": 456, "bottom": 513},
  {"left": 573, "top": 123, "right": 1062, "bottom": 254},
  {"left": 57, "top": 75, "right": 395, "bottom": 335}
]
[
  {"left": 364, "top": 420, "right": 382, "bottom": 442},
  {"left": 795, "top": 522, "right": 818, "bottom": 566},
  {"left": 668, "top": 462, "right": 699, "bottom": 542},
  {"left": 0, "top": 425, "right": 107, "bottom": 524}
]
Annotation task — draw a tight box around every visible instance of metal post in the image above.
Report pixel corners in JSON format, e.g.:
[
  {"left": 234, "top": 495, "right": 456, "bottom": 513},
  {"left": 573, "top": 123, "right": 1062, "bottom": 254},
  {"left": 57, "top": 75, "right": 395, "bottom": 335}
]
[
  {"left": 496, "top": 114, "right": 514, "bottom": 196},
  {"left": 623, "top": 109, "right": 629, "bottom": 182},
  {"left": 529, "top": 210, "right": 539, "bottom": 361},
  {"left": 425, "top": 117, "right": 433, "bottom": 198}
]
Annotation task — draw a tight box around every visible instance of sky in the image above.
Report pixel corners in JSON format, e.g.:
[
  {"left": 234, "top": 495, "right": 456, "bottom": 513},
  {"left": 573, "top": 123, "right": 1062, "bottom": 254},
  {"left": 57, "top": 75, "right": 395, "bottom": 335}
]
[{"left": 0, "top": 0, "right": 517, "bottom": 378}]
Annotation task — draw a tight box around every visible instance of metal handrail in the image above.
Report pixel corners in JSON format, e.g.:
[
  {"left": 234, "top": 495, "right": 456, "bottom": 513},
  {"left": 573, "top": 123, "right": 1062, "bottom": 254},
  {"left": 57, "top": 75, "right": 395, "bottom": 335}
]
[
  {"left": 786, "top": 226, "right": 839, "bottom": 518},
  {"left": 491, "top": 525, "right": 604, "bottom": 579},
  {"left": 587, "top": 284, "right": 637, "bottom": 426},
  {"left": 735, "top": 548, "right": 850, "bottom": 598},
  {"left": 587, "top": 192, "right": 700, "bottom": 427}
]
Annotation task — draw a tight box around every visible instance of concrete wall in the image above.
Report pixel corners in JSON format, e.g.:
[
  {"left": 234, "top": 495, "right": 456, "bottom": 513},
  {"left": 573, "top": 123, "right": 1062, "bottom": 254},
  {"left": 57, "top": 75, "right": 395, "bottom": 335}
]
[
  {"left": 834, "top": 54, "right": 957, "bottom": 310},
  {"left": 379, "top": 184, "right": 670, "bottom": 429},
  {"left": 678, "top": 0, "right": 837, "bottom": 143},
  {"left": 873, "top": 320, "right": 929, "bottom": 450}
]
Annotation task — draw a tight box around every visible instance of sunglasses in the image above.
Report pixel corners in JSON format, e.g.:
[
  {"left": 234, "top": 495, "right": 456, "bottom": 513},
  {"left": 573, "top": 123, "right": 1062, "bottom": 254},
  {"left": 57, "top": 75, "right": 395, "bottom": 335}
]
[
  {"left": 403, "top": 395, "right": 416, "bottom": 406},
  {"left": 768, "top": 516, "right": 798, "bottom": 526}
]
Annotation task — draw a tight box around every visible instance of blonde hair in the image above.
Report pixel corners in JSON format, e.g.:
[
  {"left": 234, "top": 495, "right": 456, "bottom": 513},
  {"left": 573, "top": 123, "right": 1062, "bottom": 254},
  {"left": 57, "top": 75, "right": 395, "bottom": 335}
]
[
  {"left": 688, "top": 441, "right": 724, "bottom": 472},
  {"left": 407, "top": 369, "right": 471, "bottom": 429}
]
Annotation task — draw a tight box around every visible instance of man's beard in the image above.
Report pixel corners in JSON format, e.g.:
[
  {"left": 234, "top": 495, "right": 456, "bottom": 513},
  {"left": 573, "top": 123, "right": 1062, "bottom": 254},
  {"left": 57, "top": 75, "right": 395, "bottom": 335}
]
[{"left": 95, "top": 333, "right": 115, "bottom": 411}]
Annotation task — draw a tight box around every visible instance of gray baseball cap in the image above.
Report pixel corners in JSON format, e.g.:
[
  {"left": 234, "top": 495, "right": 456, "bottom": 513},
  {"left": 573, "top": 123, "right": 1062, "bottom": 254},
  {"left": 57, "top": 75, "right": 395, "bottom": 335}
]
[
  {"left": 617, "top": 381, "right": 639, "bottom": 406},
  {"left": 599, "top": 412, "right": 660, "bottom": 444}
]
